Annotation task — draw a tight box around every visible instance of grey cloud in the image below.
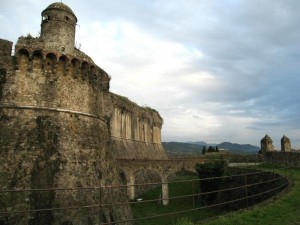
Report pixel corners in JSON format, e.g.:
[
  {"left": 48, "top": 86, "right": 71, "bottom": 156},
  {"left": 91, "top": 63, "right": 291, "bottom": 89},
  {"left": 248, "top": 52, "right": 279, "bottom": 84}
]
[{"left": 3, "top": 0, "right": 300, "bottom": 146}]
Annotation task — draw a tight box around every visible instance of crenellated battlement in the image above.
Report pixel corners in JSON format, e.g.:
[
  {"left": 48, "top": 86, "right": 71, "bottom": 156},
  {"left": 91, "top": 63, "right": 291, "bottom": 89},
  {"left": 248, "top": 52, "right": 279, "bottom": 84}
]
[
  {"left": 14, "top": 46, "right": 110, "bottom": 92},
  {"left": 0, "top": 39, "right": 13, "bottom": 58}
]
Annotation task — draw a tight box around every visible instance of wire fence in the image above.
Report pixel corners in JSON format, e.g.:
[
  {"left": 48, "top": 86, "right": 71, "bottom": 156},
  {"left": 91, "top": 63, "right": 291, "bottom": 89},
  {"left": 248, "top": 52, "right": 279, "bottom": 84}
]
[{"left": 0, "top": 163, "right": 293, "bottom": 225}]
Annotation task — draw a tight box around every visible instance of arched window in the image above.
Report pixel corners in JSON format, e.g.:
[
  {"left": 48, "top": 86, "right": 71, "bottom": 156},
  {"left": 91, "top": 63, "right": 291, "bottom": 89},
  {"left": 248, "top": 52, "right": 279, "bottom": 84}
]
[
  {"left": 71, "top": 58, "right": 80, "bottom": 78},
  {"left": 45, "top": 53, "right": 57, "bottom": 72},
  {"left": 58, "top": 55, "right": 69, "bottom": 75},
  {"left": 42, "top": 14, "right": 50, "bottom": 21},
  {"left": 32, "top": 50, "right": 43, "bottom": 69},
  {"left": 81, "top": 61, "right": 89, "bottom": 80}
]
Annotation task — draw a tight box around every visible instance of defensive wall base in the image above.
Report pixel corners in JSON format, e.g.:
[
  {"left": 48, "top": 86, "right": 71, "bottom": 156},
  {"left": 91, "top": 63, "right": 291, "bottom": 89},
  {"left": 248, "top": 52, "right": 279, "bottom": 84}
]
[
  {"left": 0, "top": 108, "right": 132, "bottom": 225},
  {"left": 263, "top": 151, "right": 300, "bottom": 166}
]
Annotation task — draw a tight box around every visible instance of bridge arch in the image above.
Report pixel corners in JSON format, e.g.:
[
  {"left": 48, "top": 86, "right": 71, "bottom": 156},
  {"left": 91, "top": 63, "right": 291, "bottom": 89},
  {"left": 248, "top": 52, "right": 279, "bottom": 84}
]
[
  {"left": 173, "top": 166, "right": 197, "bottom": 176},
  {"left": 125, "top": 168, "right": 162, "bottom": 201},
  {"left": 134, "top": 169, "right": 162, "bottom": 198},
  {"left": 116, "top": 158, "right": 205, "bottom": 205}
]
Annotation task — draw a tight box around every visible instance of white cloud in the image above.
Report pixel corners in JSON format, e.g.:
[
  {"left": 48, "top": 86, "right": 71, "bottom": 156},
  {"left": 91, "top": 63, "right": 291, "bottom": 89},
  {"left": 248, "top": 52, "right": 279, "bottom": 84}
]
[{"left": 3, "top": 0, "right": 300, "bottom": 148}]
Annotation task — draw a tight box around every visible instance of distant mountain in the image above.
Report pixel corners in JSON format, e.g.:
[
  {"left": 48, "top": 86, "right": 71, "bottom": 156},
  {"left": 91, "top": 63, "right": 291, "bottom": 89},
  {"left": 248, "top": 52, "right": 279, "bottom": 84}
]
[
  {"left": 187, "top": 141, "right": 208, "bottom": 146},
  {"left": 162, "top": 142, "right": 203, "bottom": 155},
  {"left": 217, "top": 142, "right": 260, "bottom": 154},
  {"left": 162, "top": 141, "right": 260, "bottom": 155}
]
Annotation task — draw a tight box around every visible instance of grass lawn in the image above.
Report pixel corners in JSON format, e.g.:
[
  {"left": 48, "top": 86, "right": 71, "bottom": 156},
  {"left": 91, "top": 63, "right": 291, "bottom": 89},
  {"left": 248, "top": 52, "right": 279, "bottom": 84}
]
[
  {"left": 131, "top": 175, "right": 220, "bottom": 225},
  {"left": 131, "top": 165, "right": 299, "bottom": 225},
  {"left": 200, "top": 166, "right": 300, "bottom": 225}
]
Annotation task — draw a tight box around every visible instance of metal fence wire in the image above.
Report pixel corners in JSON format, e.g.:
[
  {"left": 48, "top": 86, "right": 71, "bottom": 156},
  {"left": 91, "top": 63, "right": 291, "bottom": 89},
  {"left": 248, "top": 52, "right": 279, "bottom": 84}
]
[{"left": 0, "top": 163, "right": 293, "bottom": 225}]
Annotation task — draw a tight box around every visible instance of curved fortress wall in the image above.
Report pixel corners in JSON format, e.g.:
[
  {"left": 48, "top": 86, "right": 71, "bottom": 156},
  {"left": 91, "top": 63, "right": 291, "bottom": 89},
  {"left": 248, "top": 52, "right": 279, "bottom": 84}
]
[
  {"left": 0, "top": 38, "right": 131, "bottom": 224},
  {"left": 0, "top": 2, "right": 166, "bottom": 224}
]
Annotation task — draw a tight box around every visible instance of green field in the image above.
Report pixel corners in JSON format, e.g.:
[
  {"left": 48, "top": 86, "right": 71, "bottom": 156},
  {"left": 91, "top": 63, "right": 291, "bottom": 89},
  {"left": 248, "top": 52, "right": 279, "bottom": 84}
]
[
  {"left": 131, "top": 175, "right": 217, "bottom": 225},
  {"left": 201, "top": 166, "right": 300, "bottom": 225},
  {"left": 131, "top": 165, "right": 298, "bottom": 225}
]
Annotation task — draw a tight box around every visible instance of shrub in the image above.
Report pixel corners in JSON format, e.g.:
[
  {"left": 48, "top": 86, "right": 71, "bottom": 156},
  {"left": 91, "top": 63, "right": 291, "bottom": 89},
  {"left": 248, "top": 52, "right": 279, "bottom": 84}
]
[{"left": 195, "top": 161, "right": 226, "bottom": 204}]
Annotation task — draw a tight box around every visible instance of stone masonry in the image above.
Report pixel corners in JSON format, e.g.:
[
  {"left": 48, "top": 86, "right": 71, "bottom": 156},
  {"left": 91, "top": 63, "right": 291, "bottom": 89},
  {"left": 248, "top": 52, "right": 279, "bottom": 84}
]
[
  {"left": 260, "top": 134, "right": 274, "bottom": 153},
  {"left": 281, "top": 135, "right": 292, "bottom": 152},
  {"left": 0, "top": 2, "right": 167, "bottom": 225}
]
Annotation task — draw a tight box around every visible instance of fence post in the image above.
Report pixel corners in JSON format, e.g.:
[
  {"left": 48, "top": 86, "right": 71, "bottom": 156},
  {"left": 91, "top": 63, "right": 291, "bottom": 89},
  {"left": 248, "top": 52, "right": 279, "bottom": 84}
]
[
  {"left": 244, "top": 174, "right": 248, "bottom": 209},
  {"left": 290, "top": 166, "right": 294, "bottom": 186},
  {"left": 284, "top": 163, "right": 287, "bottom": 179},
  {"left": 192, "top": 180, "right": 195, "bottom": 225},
  {"left": 273, "top": 170, "right": 277, "bottom": 200},
  {"left": 99, "top": 185, "right": 102, "bottom": 225}
]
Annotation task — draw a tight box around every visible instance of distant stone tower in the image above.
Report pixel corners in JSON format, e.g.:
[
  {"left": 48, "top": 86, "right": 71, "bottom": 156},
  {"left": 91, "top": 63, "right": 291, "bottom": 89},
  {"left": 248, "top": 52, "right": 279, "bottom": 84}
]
[
  {"left": 41, "top": 2, "right": 77, "bottom": 54},
  {"left": 281, "top": 135, "right": 291, "bottom": 152},
  {"left": 260, "top": 134, "right": 274, "bottom": 153}
]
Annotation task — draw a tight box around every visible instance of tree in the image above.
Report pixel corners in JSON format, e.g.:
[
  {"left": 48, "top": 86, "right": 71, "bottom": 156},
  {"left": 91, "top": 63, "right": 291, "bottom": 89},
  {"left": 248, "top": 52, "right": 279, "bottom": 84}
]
[
  {"left": 208, "top": 146, "right": 214, "bottom": 153},
  {"left": 216, "top": 146, "right": 219, "bottom": 152},
  {"left": 202, "top": 146, "right": 207, "bottom": 155},
  {"left": 195, "top": 161, "right": 226, "bottom": 204}
]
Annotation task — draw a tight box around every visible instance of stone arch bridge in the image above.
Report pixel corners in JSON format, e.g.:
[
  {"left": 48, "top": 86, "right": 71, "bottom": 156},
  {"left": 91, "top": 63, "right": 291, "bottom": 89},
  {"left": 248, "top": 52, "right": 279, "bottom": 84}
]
[{"left": 116, "top": 158, "right": 207, "bottom": 205}]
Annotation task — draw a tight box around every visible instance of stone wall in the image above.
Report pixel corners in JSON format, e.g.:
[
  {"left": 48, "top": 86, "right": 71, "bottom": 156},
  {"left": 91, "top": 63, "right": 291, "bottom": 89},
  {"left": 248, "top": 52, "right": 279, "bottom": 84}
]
[
  {"left": 1, "top": 3, "right": 167, "bottom": 223},
  {"left": 226, "top": 153, "right": 263, "bottom": 163},
  {"left": 0, "top": 50, "right": 132, "bottom": 224},
  {"left": 104, "top": 92, "right": 167, "bottom": 160},
  {"left": 263, "top": 151, "right": 300, "bottom": 167},
  {"left": 0, "top": 109, "right": 132, "bottom": 225},
  {"left": 0, "top": 39, "right": 13, "bottom": 105},
  {"left": 111, "top": 139, "right": 167, "bottom": 159},
  {"left": 0, "top": 39, "right": 13, "bottom": 57},
  {"left": 1, "top": 35, "right": 166, "bottom": 224}
]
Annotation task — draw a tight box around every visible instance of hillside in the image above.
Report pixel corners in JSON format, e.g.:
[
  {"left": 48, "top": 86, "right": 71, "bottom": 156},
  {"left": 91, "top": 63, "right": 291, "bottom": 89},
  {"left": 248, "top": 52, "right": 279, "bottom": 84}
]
[
  {"left": 218, "top": 142, "right": 260, "bottom": 153},
  {"left": 162, "top": 142, "right": 203, "bottom": 155},
  {"left": 162, "top": 141, "right": 260, "bottom": 155}
]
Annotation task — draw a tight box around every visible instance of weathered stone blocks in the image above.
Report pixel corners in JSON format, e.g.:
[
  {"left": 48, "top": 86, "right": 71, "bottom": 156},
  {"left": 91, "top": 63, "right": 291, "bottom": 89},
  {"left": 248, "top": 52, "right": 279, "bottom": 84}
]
[{"left": 0, "top": 2, "right": 165, "bottom": 224}]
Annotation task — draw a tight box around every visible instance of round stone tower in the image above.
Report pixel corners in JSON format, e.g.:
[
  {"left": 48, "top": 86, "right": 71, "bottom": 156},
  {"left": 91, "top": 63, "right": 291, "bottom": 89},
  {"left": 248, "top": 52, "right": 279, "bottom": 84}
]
[
  {"left": 260, "top": 134, "right": 274, "bottom": 153},
  {"left": 41, "top": 2, "right": 77, "bottom": 54},
  {"left": 281, "top": 135, "right": 292, "bottom": 152}
]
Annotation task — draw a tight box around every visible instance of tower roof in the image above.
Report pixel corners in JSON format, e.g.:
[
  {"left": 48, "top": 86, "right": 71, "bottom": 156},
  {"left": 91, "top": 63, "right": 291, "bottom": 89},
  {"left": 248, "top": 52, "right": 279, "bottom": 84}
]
[
  {"left": 42, "top": 2, "right": 77, "bottom": 21},
  {"left": 261, "top": 134, "right": 272, "bottom": 142},
  {"left": 260, "top": 134, "right": 273, "bottom": 143},
  {"left": 281, "top": 135, "right": 290, "bottom": 141}
]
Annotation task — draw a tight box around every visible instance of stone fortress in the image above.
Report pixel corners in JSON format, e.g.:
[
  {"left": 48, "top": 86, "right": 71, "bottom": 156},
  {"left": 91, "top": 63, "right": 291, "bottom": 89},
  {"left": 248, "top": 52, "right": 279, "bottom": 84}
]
[
  {"left": 0, "top": 2, "right": 169, "bottom": 225},
  {"left": 1, "top": 2, "right": 297, "bottom": 225},
  {"left": 260, "top": 134, "right": 292, "bottom": 153},
  {"left": 259, "top": 134, "right": 300, "bottom": 166}
]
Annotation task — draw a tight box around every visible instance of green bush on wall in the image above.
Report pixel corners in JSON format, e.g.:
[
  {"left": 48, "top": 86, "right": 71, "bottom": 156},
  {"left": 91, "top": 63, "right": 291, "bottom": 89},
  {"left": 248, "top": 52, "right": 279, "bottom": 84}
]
[{"left": 195, "top": 161, "right": 226, "bottom": 204}]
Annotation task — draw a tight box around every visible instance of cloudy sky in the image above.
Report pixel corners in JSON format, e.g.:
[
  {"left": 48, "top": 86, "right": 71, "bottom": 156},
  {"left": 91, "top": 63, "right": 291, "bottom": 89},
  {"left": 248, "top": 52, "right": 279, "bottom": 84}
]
[{"left": 1, "top": 0, "right": 300, "bottom": 148}]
